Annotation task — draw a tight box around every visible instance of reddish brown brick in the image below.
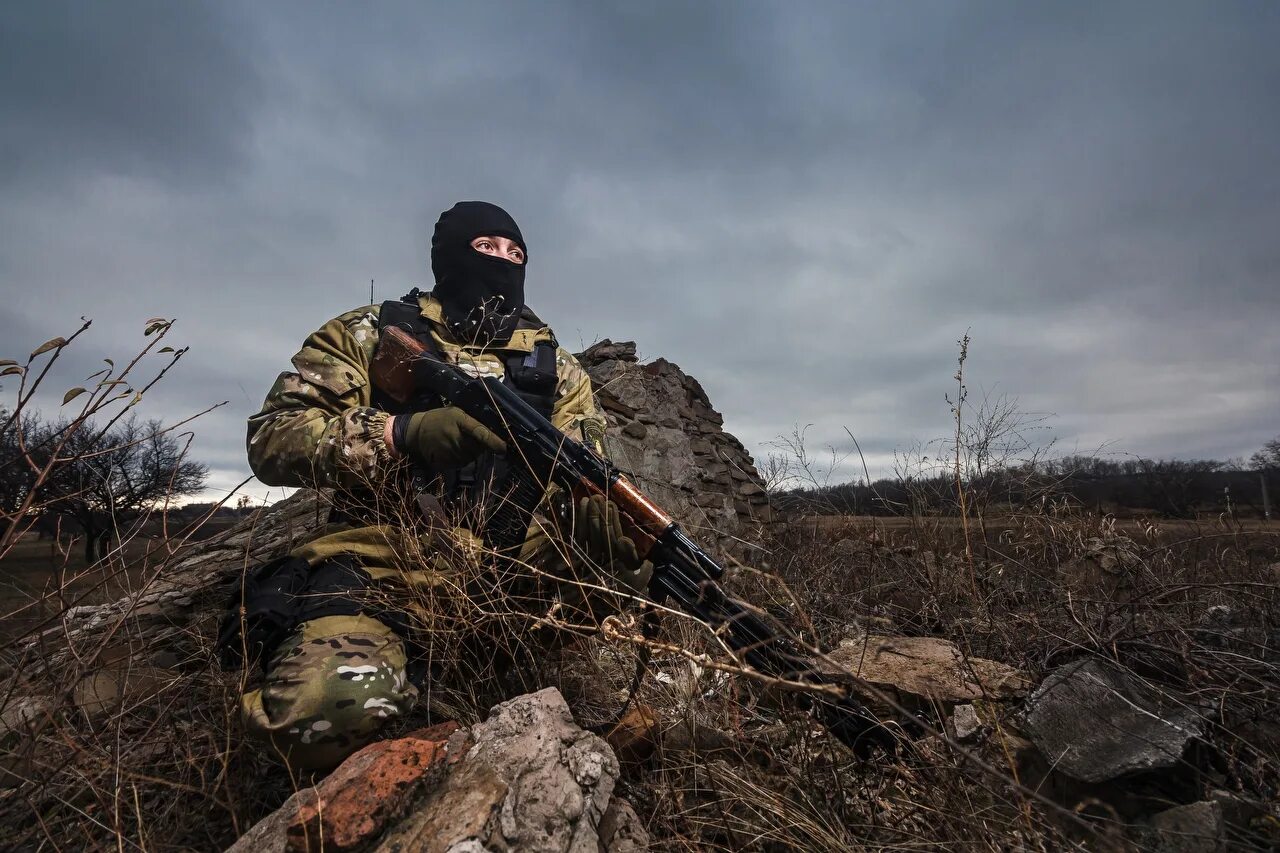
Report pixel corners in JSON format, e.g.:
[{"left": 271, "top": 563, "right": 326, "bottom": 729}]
[{"left": 286, "top": 721, "right": 460, "bottom": 852}]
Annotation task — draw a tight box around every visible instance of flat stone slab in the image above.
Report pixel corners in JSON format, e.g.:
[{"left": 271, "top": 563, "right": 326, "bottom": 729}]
[
  {"left": 1023, "top": 659, "right": 1202, "bottom": 783},
  {"left": 829, "top": 634, "right": 1030, "bottom": 707},
  {"left": 1147, "top": 801, "right": 1225, "bottom": 853}
]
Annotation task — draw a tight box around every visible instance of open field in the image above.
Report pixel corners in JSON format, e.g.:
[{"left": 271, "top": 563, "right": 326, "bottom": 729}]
[
  {"left": 806, "top": 513, "right": 1280, "bottom": 534},
  {"left": 0, "top": 520, "right": 244, "bottom": 641},
  {"left": 0, "top": 536, "right": 156, "bottom": 642},
  {"left": 0, "top": 502, "right": 1276, "bottom": 850}
]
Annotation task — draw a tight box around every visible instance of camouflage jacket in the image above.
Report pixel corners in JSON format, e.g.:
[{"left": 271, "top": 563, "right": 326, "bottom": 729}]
[{"left": 247, "top": 294, "right": 604, "bottom": 490}]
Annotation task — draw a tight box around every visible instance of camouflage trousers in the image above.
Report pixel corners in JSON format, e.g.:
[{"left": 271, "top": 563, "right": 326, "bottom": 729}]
[{"left": 238, "top": 518, "right": 650, "bottom": 771}]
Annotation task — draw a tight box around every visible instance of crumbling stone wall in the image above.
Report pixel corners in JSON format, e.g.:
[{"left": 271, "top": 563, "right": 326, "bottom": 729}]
[{"left": 577, "top": 339, "right": 771, "bottom": 558}]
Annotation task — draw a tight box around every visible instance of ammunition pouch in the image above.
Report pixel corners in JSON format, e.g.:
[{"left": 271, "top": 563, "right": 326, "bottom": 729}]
[{"left": 217, "top": 554, "right": 408, "bottom": 672}]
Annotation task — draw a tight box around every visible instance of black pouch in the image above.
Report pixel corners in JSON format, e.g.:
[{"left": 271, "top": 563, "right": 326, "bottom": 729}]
[
  {"left": 217, "top": 555, "right": 312, "bottom": 671},
  {"left": 504, "top": 341, "right": 559, "bottom": 418},
  {"left": 218, "top": 554, "right": 412, "bottom": 672}
]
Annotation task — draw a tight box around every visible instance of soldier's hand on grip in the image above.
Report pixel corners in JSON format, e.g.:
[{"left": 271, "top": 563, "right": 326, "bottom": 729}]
[
  {"left": 574, "top": 494, "right": 653, "bottom": 593},
  {"left": 394, "top": 407, "right": 506, "bottom": 471}
]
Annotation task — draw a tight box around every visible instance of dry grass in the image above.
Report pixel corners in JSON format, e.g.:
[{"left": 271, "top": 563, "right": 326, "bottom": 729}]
[
  {"left": 543, "top": 504, "right": 1279, "bottom": 851},
  {"left": 0, "top": 489, "right": 1276, "bottom": 850}
]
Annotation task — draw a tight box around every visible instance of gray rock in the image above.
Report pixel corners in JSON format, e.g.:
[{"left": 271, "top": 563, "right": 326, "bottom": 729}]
[
  {"left": 1023, "top": 659, "right": 1203, "bottom": 783},
  {"left": 578, "top": 339, "right": 773, "bottom": 557},
  {"left": 576, "top": 339, "right": 639, "bottom": 363},
  {"left": 375, "top": 688, "right": 646, "bottom": 853},
  {"left": 1059, "top": 535, "right": 1143, "bottom": 601},
  {"left": 598, "top": 796, "right": 648, "bottom": 853},
  {"left": 465, "top": 687, "right": 622, "bottom": 853},
  {"left": 1147, "top": 801, "right": 1225, "bottom": 853},
  {"left": 950, "top": 704, "right": 982, "bottom": 742},
  {"left": 1207, "top": 788, "right": 1270, "bottom": 837}
]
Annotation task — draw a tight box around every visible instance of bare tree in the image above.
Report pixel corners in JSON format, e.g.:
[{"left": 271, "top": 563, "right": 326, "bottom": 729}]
[
  {"left": 1135, "top": 458, "right": 1225, "bottom": 518},
  {"left": 0, "top": 318, "right": 223, "bottom": 564},
  {"left": 0, "top": 407, "right": 37, "bottom": 519},
  {"left": 28, "top": 415, "right": 208, "bottom": 561}
]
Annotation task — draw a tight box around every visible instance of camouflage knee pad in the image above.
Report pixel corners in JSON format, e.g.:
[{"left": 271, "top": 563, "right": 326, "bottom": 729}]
[{"left": 240, "top": 614, "right": 418, "bottom": 771}]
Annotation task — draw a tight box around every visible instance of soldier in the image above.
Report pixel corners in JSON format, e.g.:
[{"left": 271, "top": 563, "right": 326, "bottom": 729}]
[{"left": 231, "top": 201, "right": 651, "bottom": 770}]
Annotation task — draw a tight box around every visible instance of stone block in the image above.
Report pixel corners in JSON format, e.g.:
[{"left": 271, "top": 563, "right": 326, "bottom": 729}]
[
  {"left": 950, "top": 704, "right": 982, "bottom": 742},
  {"left": 1022, "top": 659, "right": 1202, "bottom": 784},
  {"left": 829, "top": 635, "right": 1030, "bottom": 710},
  {"left": 688, "top": 438, "right": 713, "bottom": 455},
  {"left": 286, "top": 722, "right": 461, "bottom": 852},
  {"left": 1147, "top": 801, "right": 1225, "bottom": 853},
  {"left": 599, "top": 395, "right": 637, "bottom": 419}
]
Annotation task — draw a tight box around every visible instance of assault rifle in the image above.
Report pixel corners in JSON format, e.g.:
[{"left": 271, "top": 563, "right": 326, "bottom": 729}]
[{"left": 371, "top": 326, "right": 897, "bottom": 758}]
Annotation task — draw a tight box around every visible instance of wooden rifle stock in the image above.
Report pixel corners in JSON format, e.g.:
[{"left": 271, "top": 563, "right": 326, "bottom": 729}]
[{"left": 369, "top": 325, "right": 425, "bottom": 406}]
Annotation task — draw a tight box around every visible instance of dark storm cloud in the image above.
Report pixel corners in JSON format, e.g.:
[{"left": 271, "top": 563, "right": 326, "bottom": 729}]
[
  {"left": 2, "top": 0, "right": 1277, "bottom": 500},
  {"left": 0, "top": 1, "right": 261, "bottom": 189}
]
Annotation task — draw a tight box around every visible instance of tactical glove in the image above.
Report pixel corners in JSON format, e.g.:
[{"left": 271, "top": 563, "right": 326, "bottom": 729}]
[
  {"left": 394, "top": 408, "right": 506, "bottom": 471},
  {"left": 574, "top": 494, "right": 653, "bottom": 594}
]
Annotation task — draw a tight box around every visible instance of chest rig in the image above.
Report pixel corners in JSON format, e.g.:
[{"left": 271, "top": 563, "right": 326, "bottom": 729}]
[{"left": 372, "top": 289, "right": 560, "bottom": 503}]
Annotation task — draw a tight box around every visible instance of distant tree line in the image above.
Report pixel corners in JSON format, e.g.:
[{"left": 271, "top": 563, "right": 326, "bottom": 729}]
[{"left": 777, "top": 442, "right": 1280, "bottom": 520}]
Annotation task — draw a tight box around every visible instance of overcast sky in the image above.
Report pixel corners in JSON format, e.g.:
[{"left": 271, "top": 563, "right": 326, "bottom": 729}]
[{"left": 3, "top": 1, "right": 1278, "bottom": 503}]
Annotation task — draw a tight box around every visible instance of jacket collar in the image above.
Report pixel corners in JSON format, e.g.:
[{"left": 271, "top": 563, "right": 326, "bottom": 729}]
[{"left": 415, "top": 293, "right": 551, "bottom": 354}]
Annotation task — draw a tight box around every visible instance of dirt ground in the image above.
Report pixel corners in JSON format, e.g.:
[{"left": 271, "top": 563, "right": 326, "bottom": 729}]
[
  {"left": 1, "top": 505, "right": 1277, "bottom": 850},
  {"left": 0, "top": 519, "right": 241, "bottom": 641},
  {"left": 806, "top": 513, "right": 1280, "bottom": 535}
]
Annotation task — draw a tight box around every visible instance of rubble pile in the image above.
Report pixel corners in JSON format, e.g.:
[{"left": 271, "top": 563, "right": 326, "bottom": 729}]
[{"left": 228, "top": 689, "right": 647, "bottom": 853}]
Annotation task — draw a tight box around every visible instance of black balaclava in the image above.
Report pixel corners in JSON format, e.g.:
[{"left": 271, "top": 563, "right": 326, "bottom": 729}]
[{"left": 430, "top": 201, "right": 527, "bottom": 345}]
